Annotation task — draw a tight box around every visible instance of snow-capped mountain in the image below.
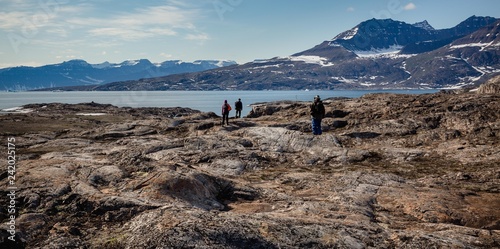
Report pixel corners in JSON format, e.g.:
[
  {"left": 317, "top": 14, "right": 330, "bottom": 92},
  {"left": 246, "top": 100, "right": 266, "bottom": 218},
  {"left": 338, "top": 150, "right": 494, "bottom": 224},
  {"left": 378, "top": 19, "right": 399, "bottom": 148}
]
[
  {"left": 331, "top": 18, "right": 435, "bottom": 52},
  {"left": 404, "top": 19, "right": 500, "bottom": 88},
  {"left": 307, "top": 15, "right": 498, "bottom": 57},
  {"left": 38, "top": 16, "right": 500, "bottom": 91},
  {"left": 0, "top": 59, "right": 236, "bottom": 91},
  {"left": 294, "top": 16, "right": 500, "bottom": 89}
]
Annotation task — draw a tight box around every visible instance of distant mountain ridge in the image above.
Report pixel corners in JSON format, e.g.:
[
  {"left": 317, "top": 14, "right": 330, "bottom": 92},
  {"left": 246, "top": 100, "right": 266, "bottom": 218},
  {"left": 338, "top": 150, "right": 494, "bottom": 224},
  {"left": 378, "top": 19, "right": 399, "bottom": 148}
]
[
  {"left": 0, "top": 59, "right": 236, "bottom": 91},
  {"left": 33, "top": 15, "right": 500, "bottom": 91}
]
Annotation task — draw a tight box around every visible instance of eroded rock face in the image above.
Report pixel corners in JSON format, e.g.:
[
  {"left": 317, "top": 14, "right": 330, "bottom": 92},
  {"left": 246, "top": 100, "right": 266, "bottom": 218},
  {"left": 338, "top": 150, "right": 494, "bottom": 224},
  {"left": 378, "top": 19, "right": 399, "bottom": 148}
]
[
  {"left": 0, "top": 93, "right": 499, "bottom": 248},
  {"left": 478, "top": 75, "right": 500, "bottom": 94}
]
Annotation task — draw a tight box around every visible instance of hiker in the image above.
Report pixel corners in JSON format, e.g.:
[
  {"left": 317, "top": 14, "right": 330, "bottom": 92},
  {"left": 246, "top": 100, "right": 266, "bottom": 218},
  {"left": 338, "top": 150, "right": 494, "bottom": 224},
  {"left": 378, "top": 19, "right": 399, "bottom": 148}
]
[
  {"left": 221, "top": 100, "right": 231, "bottom": 125},
  {"left": 235, "top": 98, "right": 243, "bottom": 118},
  {"left": 310, "top": 95, "right": 325, "bottom": 135}
]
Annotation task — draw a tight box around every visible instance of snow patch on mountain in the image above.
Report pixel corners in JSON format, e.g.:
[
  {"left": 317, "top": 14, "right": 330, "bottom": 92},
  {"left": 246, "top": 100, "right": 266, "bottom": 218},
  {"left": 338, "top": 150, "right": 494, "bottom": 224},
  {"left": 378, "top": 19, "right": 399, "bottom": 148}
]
[
  {"left": 450, "top": 41, "right": 499, "bottom": 50},
  {"left": 91, "top": 61, "right": 113, "bottom": 69},
  {"left": 288, "top": 55, "right": 334, "bottom": 67},
  {"left": 122, "top": 60, "right": 140, "bottom": 66},
  {"left": 216, "top": 61, "right": 226, "bottom": 67},
  {"left": 250, "top": 64, "right": 281, "bottom": 70},
  {"left": 84, "top": 76, "right": 104, "bottom": 85},
  {"left": 216, "top": 60, "right": 237, "bottom": 67},
  {"left": 252, "top": 59, "right": 272, "bottom": 63},
  {"left": 333, "top": 27, "right": 359, "bottom": 40},
  {"left": 353, "top": 45, "right": 404, "bottom": 58}
]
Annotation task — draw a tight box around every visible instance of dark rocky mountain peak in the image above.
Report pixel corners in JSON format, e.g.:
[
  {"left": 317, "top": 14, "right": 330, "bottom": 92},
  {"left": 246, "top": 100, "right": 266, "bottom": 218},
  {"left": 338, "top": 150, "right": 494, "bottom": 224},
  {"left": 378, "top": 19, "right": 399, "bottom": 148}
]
[
  {"left": 330, "top": 18, "right": 434, "bottom": 51},
  {"left": 58, "top": 59, "right": 92, "bottom": 67},
  {"left": 119, "top": 59, "right": 154, "bottom": 67},
  {"left": 413, "top": 20, "right": 434, "bottom": 31},
  {"left": 160, "top": 60, "right": 182, "bottom": 67},
  {"left": 451, "top": 19, "right": 500, "bottom": 45},
  {"left": 91, "top": 61, "right": 113, "bottom": 69},
  {"left": 327, "top": 16, "right": 498, "bottom": 53},
  {"left": 454, "top": 15, "right": 498, "bottom": 31}
]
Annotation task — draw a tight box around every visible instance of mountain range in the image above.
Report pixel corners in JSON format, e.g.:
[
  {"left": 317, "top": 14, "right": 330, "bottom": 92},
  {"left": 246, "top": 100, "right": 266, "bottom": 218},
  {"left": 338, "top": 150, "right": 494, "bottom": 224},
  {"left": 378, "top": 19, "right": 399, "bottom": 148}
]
[
  {"left": 10, "top": 15, "right": 500, "bottom": 91},
  {"left": 0, "top": 59, "right": 236, "bottom": 91}
]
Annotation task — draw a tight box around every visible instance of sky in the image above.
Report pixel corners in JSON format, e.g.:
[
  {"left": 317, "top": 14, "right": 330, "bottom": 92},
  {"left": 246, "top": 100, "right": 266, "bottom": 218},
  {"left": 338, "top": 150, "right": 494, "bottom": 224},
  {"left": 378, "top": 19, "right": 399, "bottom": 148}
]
[{"left": 0, "top": 0, "right": 499, "bottom": 68}]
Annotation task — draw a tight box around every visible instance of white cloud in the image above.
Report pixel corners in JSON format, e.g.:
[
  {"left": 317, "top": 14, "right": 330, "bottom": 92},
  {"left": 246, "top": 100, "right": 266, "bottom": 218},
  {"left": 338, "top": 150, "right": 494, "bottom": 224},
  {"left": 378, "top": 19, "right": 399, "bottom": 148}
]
[
  {"left": 0, "top": 1, "right": 211, "bottom": 66},
  {"left": 57, "top": 4, "right": 94, "bottom": 14},
  {"left": 404, "top": 3, "right": 417, "bottom": 10},
  {"left": 0, "top": 2, "right": 91, "bottom": 32},
  {"left": 0, "top": 11, "right": 32, "bottom": 30},
  {"left": 89, "top": 28, "right": 150, "bottom": 40},
  {"left": 185, "top": 33, "right": 209, "bottom": 41},
  {"left": 148, "top": 28, "right": 178, "bottom": 36},
  {"left": 347, "top": 7, "right": 355, "bottom": 12},
  {"left": 0, "top": 1, "right": 40, "bottom": 12},
  {"left": 88, "top": 27, "right": 178, "bottom": 40},
  {"left": 30, "top": 38, "right": 86, "bottom": 49},
  {"left": 0, "top": 60, "right": 44, "bottom": 68},
  {"left": 90, "top": 41, "right": 123, "bottom": 48},
  {"left": 46, "top": 28, "right": 68, "bottom": 37},
  {"left": 160, "top": 52, "right": 173, "bottom": 59},
  {"left": 67, "top": 5, "right": 199, "bottom": 40},
  {"left": 0, "top": 2, "right": 203, "bottom": 42}
]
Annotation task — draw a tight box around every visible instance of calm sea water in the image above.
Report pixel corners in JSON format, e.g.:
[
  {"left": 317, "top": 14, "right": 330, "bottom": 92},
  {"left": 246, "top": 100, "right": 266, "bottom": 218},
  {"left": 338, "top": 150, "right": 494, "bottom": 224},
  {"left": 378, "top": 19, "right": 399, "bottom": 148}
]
[{"left": 0, "top": 90, "right": 437, "bottom": 116}]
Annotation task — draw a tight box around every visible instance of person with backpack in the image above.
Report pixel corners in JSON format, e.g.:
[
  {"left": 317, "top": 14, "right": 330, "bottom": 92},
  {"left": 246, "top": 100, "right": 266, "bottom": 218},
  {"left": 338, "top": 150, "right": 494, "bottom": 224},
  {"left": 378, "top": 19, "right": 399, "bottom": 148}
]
[
  {"left": 221, "top": 100, "right": 232, "bottom": 125},
  {"left": 310, "top": 95, "right": 325, "bottom": 135},
  {"left": 234, "top": 98, "right": 243, "bottom": 118}
]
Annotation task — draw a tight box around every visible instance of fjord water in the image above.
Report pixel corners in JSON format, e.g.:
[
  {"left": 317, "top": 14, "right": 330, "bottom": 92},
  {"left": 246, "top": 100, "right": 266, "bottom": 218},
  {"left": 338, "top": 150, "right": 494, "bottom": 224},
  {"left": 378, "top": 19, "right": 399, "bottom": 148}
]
[{"left": 0, "top": 90, "right": 437, "bottom": 116}]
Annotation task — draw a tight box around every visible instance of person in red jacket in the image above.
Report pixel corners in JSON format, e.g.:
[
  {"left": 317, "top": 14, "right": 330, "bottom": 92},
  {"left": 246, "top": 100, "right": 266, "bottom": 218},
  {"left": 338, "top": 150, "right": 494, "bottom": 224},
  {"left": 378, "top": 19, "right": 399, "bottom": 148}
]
[{"left": 221, "top": 100, "right": 232, "bottom": 125}]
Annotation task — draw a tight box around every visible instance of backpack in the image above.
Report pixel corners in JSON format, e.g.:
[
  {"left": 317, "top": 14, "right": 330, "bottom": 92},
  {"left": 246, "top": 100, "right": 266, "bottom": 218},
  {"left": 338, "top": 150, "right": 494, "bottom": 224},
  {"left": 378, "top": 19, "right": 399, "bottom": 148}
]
[
  {"left": 223, "top": 103, "right": 232, "bottom": 113},
  {"left": 311, "top": 101, "right": 325, "bottom": 118}
]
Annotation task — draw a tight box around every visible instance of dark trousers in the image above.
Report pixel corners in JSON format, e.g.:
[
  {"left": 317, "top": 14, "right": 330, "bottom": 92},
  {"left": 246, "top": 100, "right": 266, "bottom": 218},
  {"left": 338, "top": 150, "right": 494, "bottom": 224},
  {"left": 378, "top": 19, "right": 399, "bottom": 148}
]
[
  {"left": 235, "top": 109, "right": 241, "bottom": 118},
  {"left": 312, "top": 118, "right": 322, "bottom": 135},
  {"left": 222, "top": 113, "right": 229, "bottom": 125}
]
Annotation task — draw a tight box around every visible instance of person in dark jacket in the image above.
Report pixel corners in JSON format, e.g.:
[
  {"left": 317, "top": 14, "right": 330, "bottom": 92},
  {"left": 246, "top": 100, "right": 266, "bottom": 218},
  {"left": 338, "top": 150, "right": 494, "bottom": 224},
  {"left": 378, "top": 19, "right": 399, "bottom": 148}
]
[
  {"left": 235, "top": 98, "right": 243, "bottom": 118},
  {"left": 310, "top": 95, "right": 325, "bottom": 135},
  {"left": 221, "top": 100, "right": 231, "bottom": 125}
]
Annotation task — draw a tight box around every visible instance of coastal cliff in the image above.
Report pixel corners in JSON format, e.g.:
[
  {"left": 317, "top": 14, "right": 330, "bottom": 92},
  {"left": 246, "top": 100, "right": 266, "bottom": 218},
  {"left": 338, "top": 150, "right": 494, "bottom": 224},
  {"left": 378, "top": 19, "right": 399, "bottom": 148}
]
[{"left": 0, "top": 90, "right": 499, "bottom": 248}]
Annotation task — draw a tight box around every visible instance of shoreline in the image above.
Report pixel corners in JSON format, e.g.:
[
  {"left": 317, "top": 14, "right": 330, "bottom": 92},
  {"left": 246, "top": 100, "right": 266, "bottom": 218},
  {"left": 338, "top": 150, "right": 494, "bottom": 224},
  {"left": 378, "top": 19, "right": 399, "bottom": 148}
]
[{"left": 0, "top": 89, "right": 440, "bottom": 116}]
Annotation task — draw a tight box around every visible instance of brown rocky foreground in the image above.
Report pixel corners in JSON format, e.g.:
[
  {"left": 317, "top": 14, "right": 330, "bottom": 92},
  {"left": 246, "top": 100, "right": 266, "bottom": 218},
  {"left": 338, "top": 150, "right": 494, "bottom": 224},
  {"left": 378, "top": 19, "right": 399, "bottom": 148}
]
[{"left": 0, "top": 89, "right": 499, "bottom": 248}]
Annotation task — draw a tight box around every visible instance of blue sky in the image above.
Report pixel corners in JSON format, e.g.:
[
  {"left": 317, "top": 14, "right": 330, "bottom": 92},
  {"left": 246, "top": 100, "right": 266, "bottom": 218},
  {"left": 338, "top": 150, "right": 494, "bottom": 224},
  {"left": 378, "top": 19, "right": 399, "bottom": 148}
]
[{"left": 0, "top": 0, "right": 499, "bottom": 68}]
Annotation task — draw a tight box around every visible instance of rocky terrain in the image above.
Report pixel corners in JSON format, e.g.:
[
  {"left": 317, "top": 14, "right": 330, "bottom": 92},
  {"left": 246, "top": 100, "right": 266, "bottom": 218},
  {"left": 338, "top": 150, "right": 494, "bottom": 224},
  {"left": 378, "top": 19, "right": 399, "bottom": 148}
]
[
  {"left": 0, "top": 89, "right": 499, "bottom": 248},
  {"left": 478, "top": 75, "right": 500, "bottom": 94}
]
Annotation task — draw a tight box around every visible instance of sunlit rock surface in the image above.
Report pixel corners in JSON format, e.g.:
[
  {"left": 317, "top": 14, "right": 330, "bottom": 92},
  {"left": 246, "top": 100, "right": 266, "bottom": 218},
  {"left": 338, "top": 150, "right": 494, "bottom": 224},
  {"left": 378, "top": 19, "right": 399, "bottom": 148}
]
[{"left": 1, "top": 90, "right": 499, "bottom": 248}]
